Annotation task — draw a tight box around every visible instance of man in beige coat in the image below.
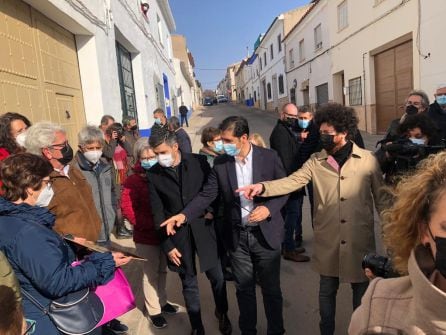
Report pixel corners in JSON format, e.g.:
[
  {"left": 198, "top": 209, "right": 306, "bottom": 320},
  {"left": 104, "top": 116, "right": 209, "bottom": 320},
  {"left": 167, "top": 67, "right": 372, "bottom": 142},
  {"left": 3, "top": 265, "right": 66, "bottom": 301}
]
[{"left": 238, "top": 103, "right": 390, "bottom": 335}]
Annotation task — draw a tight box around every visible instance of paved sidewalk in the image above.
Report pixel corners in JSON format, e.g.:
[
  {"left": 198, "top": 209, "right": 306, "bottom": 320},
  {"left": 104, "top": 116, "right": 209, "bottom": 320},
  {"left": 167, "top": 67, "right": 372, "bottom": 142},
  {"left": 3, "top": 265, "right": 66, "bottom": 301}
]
[{"left": 113, "top": 104, "right": 383, "bottom": 335}]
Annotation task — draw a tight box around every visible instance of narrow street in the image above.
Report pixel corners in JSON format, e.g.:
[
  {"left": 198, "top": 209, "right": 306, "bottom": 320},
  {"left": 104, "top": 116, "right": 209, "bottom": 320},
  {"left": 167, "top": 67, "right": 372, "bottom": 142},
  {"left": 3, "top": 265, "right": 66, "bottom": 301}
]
[{"left": 115, "top": 103, "right": 382, "bottom": 335}]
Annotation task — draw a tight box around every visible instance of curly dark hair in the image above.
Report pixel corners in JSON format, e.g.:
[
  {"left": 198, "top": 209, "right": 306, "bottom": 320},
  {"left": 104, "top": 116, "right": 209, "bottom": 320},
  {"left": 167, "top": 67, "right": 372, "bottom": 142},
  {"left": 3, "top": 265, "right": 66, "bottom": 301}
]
[
  {"left": 0, "top": 113, "right": 31, "bottom": 154},
  {"left": 0, "top": 153, "right": 53, "bottom": 201},
  {"left": 397, "top": 114, "right": 440, "bottom": 144},
  {"left": 314, "top": 103, "right": 358, "bottom": 140}
]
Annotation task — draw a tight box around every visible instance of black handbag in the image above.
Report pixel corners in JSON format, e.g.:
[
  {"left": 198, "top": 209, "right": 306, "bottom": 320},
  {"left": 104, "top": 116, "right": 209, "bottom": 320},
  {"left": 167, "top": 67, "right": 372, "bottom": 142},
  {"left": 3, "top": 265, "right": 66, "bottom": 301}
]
[{"left": 21, "top": 287, "right": 104, "bottom": 335}]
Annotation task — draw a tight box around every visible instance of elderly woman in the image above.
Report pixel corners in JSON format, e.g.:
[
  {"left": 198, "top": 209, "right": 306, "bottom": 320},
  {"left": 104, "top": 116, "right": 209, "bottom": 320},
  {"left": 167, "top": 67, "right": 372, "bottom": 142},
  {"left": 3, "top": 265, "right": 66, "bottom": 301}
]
[
  {"left": 74, "top": 125, "right": 116, "bottom": 245},
  {"left": 121, "top": 138, "right": 178, "bottom": 329},
  {"left": 349, "top": 151, "right": 446, "bottom": 334},
  {"left": 0, "top": 153, "right": 129, "bottom": 335}
]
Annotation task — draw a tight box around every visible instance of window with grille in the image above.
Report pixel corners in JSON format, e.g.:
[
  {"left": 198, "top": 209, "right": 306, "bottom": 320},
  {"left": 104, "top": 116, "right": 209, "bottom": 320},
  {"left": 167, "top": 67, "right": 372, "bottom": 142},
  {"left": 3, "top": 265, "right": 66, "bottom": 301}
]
[
  {"left": 299, "top": 39, "right": 305, "bottom": 62},
  {"left": 348, "top": 77, "right": 362, "bottom": 106},
  {"left": 314, "top": 24, "right": 322, "bottom": 50},
  {"left": 338, "top": 1, "right": 348, "bottom": 30},
  {"left": 278, "top": 75, "right": 284, "bottom": 95},
  {"left": 278, "top": 34, "right": 282, "bottom": 52},
  {"left": 267, "top": 83, "right": 272, "bottom": 99}
]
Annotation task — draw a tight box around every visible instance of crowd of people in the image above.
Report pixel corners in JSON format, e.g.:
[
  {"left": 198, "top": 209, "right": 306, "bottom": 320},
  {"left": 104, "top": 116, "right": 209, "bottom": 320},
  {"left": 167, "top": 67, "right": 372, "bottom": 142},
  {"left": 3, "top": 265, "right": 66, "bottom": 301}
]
[{"left": 0, "top": 84, "right": 446, "bottom": 335}]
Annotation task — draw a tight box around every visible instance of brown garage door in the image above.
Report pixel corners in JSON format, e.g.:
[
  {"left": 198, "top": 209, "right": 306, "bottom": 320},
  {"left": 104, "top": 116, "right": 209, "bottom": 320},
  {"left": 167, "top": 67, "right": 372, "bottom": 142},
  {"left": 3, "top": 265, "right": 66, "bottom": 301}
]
[
  {"left": 0, "top": 0, "right": 86, "bottom": 146},
  {"left": 375, "top": 40, "right": 413, "bottom": 134}
]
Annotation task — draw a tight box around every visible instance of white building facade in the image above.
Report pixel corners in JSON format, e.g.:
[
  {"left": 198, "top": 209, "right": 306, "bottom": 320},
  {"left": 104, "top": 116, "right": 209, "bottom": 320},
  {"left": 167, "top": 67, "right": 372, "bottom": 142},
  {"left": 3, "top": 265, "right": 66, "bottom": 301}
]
[{"left": 1, "top": 0, "right": 178, "bottom": 143}]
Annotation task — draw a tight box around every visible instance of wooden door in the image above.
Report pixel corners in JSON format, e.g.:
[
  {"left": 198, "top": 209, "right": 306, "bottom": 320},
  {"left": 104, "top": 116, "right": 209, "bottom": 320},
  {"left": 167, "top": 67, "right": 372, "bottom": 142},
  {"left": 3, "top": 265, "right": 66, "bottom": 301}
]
[{"left": 375, "top": 41, "right": 413, "bottom": 133}]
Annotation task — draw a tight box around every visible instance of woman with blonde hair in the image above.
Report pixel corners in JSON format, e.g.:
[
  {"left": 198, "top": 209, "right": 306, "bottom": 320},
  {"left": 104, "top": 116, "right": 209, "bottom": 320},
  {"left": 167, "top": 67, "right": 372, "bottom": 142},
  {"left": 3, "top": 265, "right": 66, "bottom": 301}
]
[
  {"left": 349, "top": 151, "right": 446, "bottom": 334},
  {"left": 248, "top": 133, "right": 267, "bottom": 148}
]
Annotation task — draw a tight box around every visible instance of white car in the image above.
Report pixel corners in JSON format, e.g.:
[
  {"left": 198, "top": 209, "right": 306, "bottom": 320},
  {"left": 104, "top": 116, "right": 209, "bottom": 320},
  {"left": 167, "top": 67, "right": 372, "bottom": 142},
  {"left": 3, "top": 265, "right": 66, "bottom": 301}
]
[{"left": 217, "top": 95, "right": 228, "bottom": 103}]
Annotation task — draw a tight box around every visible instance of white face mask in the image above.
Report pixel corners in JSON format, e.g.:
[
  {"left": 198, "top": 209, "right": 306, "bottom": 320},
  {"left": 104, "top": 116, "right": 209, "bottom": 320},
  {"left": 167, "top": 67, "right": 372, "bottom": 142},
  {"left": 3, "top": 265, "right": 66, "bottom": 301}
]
[
  {"left": 158, "top": 153, "right": 174, "bottom": 167},
  {"left": 36, "top": 185, "right": 54, "bottom": 207},
  {"left": 409, "top": 138, "right": 426, "bottom": 145},
  {"left": 83, "top": 150, "right": 103, "bottom": 164},
  {"left": 16, "top": 132, "right": 27, "bottom": 147}
]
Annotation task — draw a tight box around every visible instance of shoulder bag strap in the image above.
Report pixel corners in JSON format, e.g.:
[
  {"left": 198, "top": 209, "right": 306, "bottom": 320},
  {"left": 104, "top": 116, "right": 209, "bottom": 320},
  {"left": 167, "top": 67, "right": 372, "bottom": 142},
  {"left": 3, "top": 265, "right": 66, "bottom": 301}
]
[{"left": 20, "top": 288, "right": 48, "bottom": 314}]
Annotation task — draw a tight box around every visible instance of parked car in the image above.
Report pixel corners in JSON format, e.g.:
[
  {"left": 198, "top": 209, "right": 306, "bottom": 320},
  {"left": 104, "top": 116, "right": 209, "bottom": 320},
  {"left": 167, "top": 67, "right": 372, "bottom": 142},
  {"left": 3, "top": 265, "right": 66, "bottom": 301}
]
[
  {"left": 217, "top": 95, "right": 228, "bottom": 103},
  {"left": 204, "top": 97, "right": 213, "bottom": 106}
]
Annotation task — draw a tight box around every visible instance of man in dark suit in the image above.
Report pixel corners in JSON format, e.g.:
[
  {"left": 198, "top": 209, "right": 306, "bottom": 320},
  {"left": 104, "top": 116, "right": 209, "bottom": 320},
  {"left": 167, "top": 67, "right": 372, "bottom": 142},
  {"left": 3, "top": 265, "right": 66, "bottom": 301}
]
[
  {"left": 147, "top": 131, "right": 231, "bottom": 335},
  {"left": 161, "top": 116, "right": 288, "bottom": 335}
]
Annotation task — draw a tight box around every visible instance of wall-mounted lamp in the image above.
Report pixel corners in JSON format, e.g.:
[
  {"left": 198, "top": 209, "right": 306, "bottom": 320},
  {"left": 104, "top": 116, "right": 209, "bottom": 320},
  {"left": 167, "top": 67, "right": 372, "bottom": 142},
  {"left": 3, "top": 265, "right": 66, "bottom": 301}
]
[{"left": 141, "top": 1, "right": 149, "bottom": 16}]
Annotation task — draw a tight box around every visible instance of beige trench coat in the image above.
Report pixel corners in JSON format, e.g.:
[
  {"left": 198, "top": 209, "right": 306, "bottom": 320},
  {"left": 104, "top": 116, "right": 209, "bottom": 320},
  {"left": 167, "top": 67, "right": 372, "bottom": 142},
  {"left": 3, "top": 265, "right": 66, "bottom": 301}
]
[{"left": 262, "top": 143, "right": 389, "bottom": 283}]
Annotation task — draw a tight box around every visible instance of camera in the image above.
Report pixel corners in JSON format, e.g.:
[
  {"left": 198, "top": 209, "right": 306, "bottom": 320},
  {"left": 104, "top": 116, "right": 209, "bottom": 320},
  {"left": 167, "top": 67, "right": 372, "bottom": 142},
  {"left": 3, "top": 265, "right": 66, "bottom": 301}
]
[
  {"left": 106, "top": 123, "right": 124, "bottom": 139},
  {"left": 362, "top": 253, "right": 397, "bottom": 278},
  {"left": 382, "top": 138, "right": 445, "bottom": 159}
]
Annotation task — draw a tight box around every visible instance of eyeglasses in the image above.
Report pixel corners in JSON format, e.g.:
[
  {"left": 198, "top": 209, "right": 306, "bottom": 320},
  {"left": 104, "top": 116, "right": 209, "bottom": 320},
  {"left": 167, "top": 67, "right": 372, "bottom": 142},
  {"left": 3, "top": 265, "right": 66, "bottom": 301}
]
[
  {"left": 406, "top": 101, "right": 422, "bottom": 107},
  {"left": 283, "top": 112, "right": 298, "bottom": 119},
  {"left": 48, "top": 141, "right": 68, "bottom": 150},
  {"left": 23, "top": 319, "right": 36, "bottom": 335}
]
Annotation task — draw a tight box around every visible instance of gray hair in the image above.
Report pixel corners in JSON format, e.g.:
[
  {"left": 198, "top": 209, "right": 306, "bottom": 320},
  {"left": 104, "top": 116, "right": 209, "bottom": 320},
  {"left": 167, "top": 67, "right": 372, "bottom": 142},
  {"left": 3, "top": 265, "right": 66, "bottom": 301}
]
[
  {"left": 24, "top": 122, "right": 66, "bottom": 155},
  {"left": 78, "top": 126, "right": 105, "bottom": 147},
  {"left": 133, "top": 137, "right": 151, "bottom": 160},
  {"left": 168, "top": 116, "right": 180, "bottom": 131},
  {"left": 407, "top": 89, "right": 430, "bottom": 109}
]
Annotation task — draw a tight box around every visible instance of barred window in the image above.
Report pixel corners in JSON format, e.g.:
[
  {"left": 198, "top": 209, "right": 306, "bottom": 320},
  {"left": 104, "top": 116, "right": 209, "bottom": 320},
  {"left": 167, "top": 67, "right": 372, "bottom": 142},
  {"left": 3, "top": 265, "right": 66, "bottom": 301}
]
[{"left": 349, "top": 77, "right": 362, "bottom": 106}]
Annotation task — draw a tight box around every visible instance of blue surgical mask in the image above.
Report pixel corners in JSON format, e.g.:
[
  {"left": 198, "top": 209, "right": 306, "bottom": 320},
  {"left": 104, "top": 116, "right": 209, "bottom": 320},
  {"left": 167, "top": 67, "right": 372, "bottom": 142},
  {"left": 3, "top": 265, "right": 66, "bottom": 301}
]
[
  {"left": 409, "top": 138, "right": 425, "bottom": 145},
  {"left": 223, "top": 143, "right": 240, "bottom": 156},
  {"left": 298, "top": 119, "right": 310, "bottom": 129},
  {"left": 213, "top": 140, "right": 223, "bottom": 152},
  {"left": 141, "top": 159, "right": 158, "bottom": 170},
  {"left": 437, "top": 95, "right": 446, "bottom": 105},
  {"left": 154, "top": 118, "right": 162, "bottom": 125}
]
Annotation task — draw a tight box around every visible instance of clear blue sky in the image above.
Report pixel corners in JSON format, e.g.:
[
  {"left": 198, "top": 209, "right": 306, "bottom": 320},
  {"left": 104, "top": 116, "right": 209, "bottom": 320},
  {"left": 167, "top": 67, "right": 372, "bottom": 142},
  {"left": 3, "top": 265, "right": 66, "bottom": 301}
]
[{"left": 170, "top": 0, "right": 311, "bottom": 91}]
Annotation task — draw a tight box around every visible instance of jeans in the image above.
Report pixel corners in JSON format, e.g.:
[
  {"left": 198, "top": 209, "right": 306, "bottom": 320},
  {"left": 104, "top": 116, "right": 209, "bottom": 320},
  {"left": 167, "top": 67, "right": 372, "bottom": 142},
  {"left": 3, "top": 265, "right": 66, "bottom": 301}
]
[
  {"left": 180, "top": 114, "right": 189, "bottom": 127},
  {"left": 179, "top": 264, "right": 227, "bottom": 331},
  {"left": 230, "top": 227, "right": 284, "bottom": 335},
  {"left": 319, "top": 275, "right": 369, "bottom": 335},
  {"left": 283, "top": 194, "right": 304, "bottom": 251}
]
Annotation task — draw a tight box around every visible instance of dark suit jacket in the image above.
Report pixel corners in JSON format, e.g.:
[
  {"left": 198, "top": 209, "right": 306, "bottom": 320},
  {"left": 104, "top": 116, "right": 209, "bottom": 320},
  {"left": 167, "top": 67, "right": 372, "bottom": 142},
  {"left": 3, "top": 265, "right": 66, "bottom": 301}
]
[
  {"left": 147, "top": 153, "right": 217, "bottom": 274},
  {"left": 183, "top": 145, "right": 288, "bottom": 251}
]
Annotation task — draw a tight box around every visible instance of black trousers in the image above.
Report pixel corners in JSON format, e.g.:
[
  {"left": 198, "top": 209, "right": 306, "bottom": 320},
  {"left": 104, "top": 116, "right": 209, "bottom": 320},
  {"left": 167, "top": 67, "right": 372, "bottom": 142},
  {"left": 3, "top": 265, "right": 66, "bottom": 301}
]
[
  {"left": 230, "top": 227, "right": 284, "bottom": 335},
  {"left": 178, "top": 264, "right": 228, "bottom": 331}
]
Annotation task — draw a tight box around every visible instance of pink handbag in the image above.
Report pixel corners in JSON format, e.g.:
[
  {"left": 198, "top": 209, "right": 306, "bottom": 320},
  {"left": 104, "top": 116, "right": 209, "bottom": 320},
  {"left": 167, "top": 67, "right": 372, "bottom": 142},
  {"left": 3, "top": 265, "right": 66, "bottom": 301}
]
[
  {"left": 72, "top": 262, "right": 136, "bottom": 327},
  {"left": 95, "top": 268, "right": 136, "bottom": 326}
]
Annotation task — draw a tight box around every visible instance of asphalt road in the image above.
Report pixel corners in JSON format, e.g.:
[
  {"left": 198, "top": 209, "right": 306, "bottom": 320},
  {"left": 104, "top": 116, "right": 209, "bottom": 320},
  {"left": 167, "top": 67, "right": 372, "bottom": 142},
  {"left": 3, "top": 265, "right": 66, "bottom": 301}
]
[{"left": 115, "top": 103, "right": 383, "bottom": 335}]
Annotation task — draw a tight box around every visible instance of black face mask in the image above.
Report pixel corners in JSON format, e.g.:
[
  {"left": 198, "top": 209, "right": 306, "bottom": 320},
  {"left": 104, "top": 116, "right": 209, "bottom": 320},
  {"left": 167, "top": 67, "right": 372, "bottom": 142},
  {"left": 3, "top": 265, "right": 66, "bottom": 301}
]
[
  {"left": 284, "top": 117, "right": 295, "bottom": 127},
  {"left": 130, "top": 125, "right": 138, "bottom": 131},
  {"left": 428, "top": 226, "right": 446, "bottom": 277},
  {"left": 57, "top": 143, "right": 73, "bottom": 166},
  {"left": 406, "top": 104, "right": 419, "bottom": 115},
  {"left": 320, "top": 134, "right": 336, "bottom": 152}
]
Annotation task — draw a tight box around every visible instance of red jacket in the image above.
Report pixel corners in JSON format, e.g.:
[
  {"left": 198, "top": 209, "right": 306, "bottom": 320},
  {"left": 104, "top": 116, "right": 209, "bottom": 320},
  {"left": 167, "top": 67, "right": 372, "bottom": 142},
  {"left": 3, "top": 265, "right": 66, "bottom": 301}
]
[
  {"left": 0, "top": 148, "right": 10, "bottom": 194},
  {"left": 121, "top": 162, "right": 159, "bottom": 245}
]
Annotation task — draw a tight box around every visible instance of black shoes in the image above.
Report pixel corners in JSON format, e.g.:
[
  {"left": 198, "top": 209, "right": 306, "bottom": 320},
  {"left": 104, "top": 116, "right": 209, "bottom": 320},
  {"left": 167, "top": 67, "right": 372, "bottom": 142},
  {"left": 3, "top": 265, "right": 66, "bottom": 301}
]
[
  {"left": 150, "top": 314, "right": 167, "bottom": 329},
  {"left": 103, "top": 319, "right": 129, "bottom": 334},
  {"left": 116, "top": 224, "right": 133, "bottom": 239},
  {"left": 191, "top": 327, "right": 205, "bottom": 335},
  {"left": 215, "top": 310, "right": 232, "bottom": 335},
  {"left": 161, "top": 302, "right": 179, "bottom": 314}
]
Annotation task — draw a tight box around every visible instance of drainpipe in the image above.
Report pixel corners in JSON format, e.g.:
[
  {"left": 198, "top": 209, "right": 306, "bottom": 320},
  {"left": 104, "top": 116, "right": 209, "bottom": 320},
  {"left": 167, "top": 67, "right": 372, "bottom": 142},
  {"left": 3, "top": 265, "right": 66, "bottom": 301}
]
[{"left": 362, "top": 52, "right": 368, "bottom": 133}]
